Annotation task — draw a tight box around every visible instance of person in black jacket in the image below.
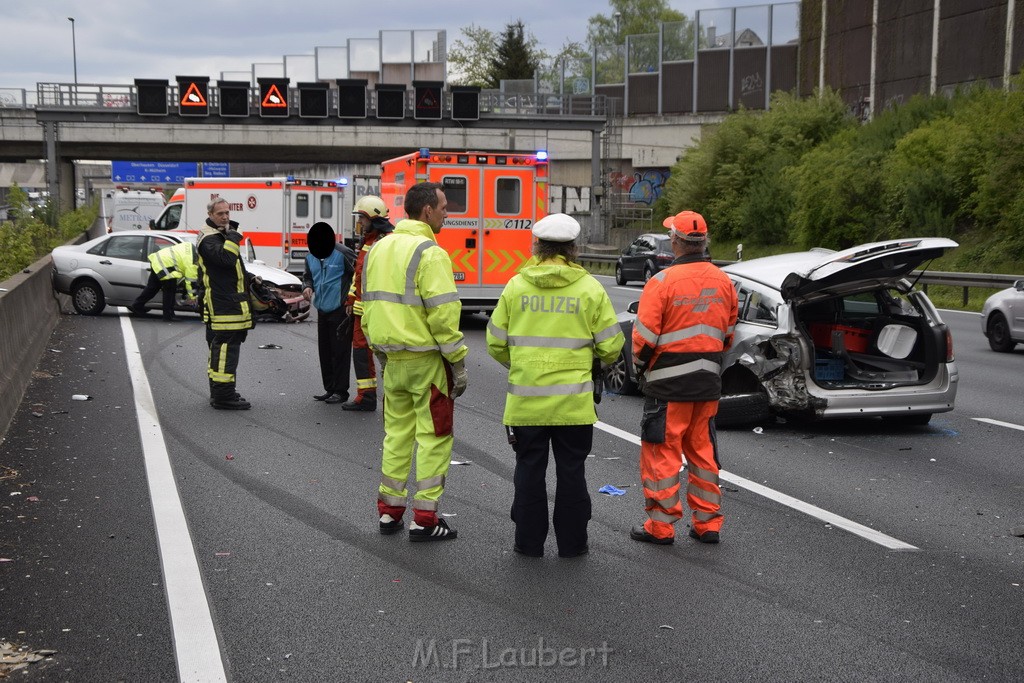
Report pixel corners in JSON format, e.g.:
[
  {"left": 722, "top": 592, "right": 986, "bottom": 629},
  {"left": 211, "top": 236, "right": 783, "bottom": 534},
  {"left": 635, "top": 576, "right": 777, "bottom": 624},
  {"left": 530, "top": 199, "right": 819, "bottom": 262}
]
[
  {"left": 196, "top": 198, "right": 253, "bottom": 410},
  {"left": 302, "top": 222, "right": 356, "bottom": 404}
]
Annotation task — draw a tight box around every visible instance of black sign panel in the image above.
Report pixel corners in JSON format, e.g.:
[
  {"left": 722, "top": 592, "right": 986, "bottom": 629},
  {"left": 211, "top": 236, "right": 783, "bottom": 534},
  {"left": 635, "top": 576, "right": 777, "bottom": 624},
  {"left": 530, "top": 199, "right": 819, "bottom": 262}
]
[
  {"left": 135, "top": 79, "right": 169, "bottom": 116},
  {"left": 218, "top": 81, "right": 250, "bottom": 117},
  {"left": 176, "top": 75, "right": 209, "bottom": 117},
  {"left": 413, "top": 80, "right": 443, "bottom": 120},
  {"left": 375, "top": 84, "right": 406, "bottom": 120},
  {"left": 336, "top": 79, "right": 367, "bottom": 119},
  {"left": 258, "top": 77, "right": 290, "bottom": 118},
  {"left": 451, "top": 86, "right": 481, "bottom": 121},
  {"left": 298, "top": 82, "right": 328, "bottom": 118}
]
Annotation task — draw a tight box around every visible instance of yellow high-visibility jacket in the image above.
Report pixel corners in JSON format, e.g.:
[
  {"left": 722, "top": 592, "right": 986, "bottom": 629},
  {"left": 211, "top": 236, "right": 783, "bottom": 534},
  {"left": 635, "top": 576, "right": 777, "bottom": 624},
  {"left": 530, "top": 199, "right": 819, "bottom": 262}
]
[
  {"left": 361, "top": 219, "right": 468, "bottom": 363},
  {"left": 487, "top": 255, "right": 624, "bottom": 426},
  {"left": 148, "top": 241, "right": 198, "bottom": 299}
]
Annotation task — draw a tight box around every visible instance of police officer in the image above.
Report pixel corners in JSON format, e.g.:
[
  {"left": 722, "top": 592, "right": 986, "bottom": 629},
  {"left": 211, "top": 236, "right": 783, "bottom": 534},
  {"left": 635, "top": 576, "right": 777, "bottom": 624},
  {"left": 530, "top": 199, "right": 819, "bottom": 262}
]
[
  {"left": 629, "top": 211, "right": 738, "bottom": 545},
  {"left": 486, "top": 213, "right": 624, "bottom": 558},
  {"left": 361, "top": 182, "right": 468, "bottom": 541},
  {"left": 196, "top": 197, "right": 253, "bottom": 410}
]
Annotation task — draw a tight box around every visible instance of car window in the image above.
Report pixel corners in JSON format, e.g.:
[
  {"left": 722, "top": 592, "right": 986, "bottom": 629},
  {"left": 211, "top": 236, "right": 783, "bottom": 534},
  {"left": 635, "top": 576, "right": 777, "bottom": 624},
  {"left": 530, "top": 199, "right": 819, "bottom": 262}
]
[
  {"left": 149, "top": 236, "right": 176, "bottom": 254},
  {"left": 734, "top": 283, "right": 749, "bottom": 314},
  {"left": 92, "top": 235, "right": 148, "bottom": 261},
  {"left": 747, "top": 291, "right": 778, "bottom": 323},
  {"left": 627, "top": 238, "right": 644, "bottom": 255}
]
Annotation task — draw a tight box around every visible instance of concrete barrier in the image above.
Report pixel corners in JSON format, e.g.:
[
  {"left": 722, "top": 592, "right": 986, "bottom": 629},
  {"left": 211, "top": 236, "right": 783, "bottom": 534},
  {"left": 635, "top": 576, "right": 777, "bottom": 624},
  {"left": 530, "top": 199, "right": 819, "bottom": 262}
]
[{"left": 0, "top": 253, "right": 71, "bottom": 440}]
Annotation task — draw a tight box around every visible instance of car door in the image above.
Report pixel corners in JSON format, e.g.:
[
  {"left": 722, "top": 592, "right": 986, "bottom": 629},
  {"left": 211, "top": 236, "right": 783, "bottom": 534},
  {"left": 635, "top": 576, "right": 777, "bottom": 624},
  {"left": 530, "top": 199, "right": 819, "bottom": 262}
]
[
  {"left": 623, "top": 236, "right": 652, "bottom": 279},
  {"left": 86, "top": 234, "right": 154, "bottom": 304}
]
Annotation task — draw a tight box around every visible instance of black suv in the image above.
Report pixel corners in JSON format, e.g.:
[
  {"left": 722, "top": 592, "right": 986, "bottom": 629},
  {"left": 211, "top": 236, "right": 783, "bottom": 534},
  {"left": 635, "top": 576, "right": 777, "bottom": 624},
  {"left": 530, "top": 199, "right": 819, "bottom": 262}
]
[{"left": 615, "top": 233, "right": 674, "bottom": 285}]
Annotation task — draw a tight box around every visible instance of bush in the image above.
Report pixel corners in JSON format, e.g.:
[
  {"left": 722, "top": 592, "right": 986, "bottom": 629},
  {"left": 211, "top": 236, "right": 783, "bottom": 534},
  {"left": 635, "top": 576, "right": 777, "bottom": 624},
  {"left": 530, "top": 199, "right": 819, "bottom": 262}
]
[{"left": 0, "top": 183, "right": 96, "bottom": 282}]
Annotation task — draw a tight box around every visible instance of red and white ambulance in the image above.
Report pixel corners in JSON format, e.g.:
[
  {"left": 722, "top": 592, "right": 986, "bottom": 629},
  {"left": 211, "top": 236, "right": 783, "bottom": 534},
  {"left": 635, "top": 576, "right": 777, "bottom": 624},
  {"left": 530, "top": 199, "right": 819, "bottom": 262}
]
[
  {"left": 379, "top": 149, "right": 549, "bottom": 311},
  {"left": 149, "top": 177, "right": 345, "bottom": 273}
]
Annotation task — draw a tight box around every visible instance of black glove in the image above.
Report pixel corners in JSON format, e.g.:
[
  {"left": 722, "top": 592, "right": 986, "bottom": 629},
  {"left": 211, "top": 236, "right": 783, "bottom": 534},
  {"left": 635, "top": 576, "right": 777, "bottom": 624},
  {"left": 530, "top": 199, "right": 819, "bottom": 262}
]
[
  {"left": 592, "top": 359, "right": 604, "bottom": 405},
  {"left": 225, "top": 230, "right": 243, "bottom": 244}
]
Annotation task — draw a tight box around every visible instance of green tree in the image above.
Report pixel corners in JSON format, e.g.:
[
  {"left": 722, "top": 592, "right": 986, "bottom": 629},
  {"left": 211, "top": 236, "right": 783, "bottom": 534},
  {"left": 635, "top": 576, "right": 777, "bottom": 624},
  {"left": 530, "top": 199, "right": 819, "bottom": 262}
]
[
  {"left": 487, "top": 21, "right": 541, "bottom": 88},
  {"left": 586, "top": 0, "right": 689, "bottom": 83},
  {"left": 447, "top": 24, "right": 500, "bottom": 87}
]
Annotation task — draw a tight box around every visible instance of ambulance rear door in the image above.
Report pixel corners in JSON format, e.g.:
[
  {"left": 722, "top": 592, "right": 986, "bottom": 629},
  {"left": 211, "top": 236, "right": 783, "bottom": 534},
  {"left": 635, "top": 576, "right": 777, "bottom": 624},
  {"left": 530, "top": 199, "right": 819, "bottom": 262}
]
[
  {"left": 286, "top": 183, "right": 341, "bottom": 274},
  {"left": 479, "top": 161, "right": 542, "bottom": 287},
  {"left": 427, "top": 167, "right": 483, "bottom": 288}
]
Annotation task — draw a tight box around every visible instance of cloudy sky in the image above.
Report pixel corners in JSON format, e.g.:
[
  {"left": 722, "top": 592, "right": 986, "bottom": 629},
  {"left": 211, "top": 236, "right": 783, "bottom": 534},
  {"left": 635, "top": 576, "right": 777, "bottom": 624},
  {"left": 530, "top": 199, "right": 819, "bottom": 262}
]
[{"left": 0, "top": 0, "right": 794, "bottom": 92}]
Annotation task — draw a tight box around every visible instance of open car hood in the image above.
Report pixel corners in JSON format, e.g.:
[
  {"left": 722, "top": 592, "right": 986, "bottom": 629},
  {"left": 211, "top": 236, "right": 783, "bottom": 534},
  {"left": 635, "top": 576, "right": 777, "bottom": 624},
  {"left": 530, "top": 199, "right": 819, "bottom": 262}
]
[{"left": 780, "top": 238, "right": 958, "bottom": 302}]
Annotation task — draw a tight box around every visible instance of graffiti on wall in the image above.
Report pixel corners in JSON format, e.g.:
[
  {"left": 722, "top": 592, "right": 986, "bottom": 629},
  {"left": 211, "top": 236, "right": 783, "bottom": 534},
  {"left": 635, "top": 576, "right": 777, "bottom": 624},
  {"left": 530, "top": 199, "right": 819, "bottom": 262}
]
[{"left": 609, "top": 169, "right": 670, "bottom": 206}]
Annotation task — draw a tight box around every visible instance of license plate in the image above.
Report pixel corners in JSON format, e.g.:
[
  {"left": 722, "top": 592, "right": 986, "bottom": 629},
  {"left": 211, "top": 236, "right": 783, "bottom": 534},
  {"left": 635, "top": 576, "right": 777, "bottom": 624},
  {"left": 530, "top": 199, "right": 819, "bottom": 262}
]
[
  {"left": 453, "top": 272, "right": 465, "bottom": 282},
  {"left": 290, "top": 250, "right": 308, "bottom": 260}
]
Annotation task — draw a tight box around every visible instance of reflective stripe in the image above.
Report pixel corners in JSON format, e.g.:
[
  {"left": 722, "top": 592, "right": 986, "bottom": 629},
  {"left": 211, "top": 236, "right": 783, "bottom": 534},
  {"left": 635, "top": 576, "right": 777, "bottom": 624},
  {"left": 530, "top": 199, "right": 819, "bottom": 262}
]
[
  {"left": 362, "top": 290, "right": 420, "bottom": 306},
  {"left": 508, "top": 335, "right": 593, "bottom": 350},
  {"left": 356, "top": 378, "right": 377, "bottom": 389},
  {"left": 438, "top": 338, "right": 467, "bottom": 356},
  {"left": 658, "top": 323, "right": 725, "bottom": 345},
  {"left": 487, "top": 320, "right": 508, "bottom": 341},
  {"left": 694, "top": 510, "right": 722, "bottom": 522},
  {"left": 423, "top": 291, "right": 461, "bottom": 308},
  {"left": 687, "top": 482, "right": 721, "bottom": 506},
  {"left": 645, "top": 492, "right": 680, "bottom": 509},
  {"left": 374, "top": 343, "right": 441, "bottom": 353},
  {"left": 411, "top": 499, "right": 439, "bottom": 511},
  {"left": 156, "top": 266, "right": 175, "bottom": 280},
  {"left": 417, "top": 474, "right": 446, "bottom": 491},
  {"left": 687, "top": 463, "right": 719, "bottom": 485},
  {"left": 223, "top": 241, "right": 240, "bottom": 255},
  {"left": 647, "top": 508, "right": 678, "bottom": 523},
  {"left": 643, "top": 475, "right": 679, "bottom": 492},
  {"left": 507, "top": 381, "right": 593, "bottom": 397},
  {"left": 593, "top": 322, "right": 621, "bottom": 343},
  {"left": 208, "top": 370, "right": 234, "bottom": 382},
  {"left": 634, "top": 318, "right": 658, "bottom": 346},
  {"left": 644, "top": 358, "right": 721, "bottom": 383},
  {"left": 381, "top": 475, "right": 406, "bottom": 491},
  {"left": 379, "top": 493, "right": 406, "bottom": 507},
  {"left": 652, "top": 270, "right": 669, "bottom": 282},
  {"left": 362, "top": 240, "right": 440, "bottom": 307}
]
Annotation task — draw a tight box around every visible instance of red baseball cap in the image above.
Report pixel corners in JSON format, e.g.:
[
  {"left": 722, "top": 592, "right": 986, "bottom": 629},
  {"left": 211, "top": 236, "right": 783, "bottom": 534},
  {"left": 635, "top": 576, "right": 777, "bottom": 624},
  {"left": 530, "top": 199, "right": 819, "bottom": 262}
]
[{"left": 662, "top": 210, "right": 708, "bottom": 242}]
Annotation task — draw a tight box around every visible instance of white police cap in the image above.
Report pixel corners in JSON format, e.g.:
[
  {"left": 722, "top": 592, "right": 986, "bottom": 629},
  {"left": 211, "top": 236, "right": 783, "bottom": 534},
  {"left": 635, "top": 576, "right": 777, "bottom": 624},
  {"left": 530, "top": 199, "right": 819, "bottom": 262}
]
[{"left": 532, "top": 213, "right": 580, "bottom": 242}]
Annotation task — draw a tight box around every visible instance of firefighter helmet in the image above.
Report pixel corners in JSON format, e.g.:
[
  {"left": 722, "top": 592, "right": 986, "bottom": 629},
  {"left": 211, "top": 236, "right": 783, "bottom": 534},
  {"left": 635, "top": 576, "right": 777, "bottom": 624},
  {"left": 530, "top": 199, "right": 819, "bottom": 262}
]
[{"left": 352, "top": 195, "right": 389, "bottom": 219}]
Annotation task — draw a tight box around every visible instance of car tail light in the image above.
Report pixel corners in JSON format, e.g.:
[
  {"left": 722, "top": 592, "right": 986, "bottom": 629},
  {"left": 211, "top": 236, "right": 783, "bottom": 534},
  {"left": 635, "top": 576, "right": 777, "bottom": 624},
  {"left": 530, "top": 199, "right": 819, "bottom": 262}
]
[
  {"left": 945, "top": 328, "right": 954, "bottom": 362},
  {"left": 655, "top": 253, "right": 673, "bottom": 263}
]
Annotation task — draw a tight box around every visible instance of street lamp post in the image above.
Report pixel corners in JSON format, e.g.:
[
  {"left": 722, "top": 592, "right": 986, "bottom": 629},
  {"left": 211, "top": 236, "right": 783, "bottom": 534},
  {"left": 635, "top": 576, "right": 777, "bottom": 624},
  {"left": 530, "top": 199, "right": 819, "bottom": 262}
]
[{"left": 68, "top": 17, "right": 77, "bottom": 102}]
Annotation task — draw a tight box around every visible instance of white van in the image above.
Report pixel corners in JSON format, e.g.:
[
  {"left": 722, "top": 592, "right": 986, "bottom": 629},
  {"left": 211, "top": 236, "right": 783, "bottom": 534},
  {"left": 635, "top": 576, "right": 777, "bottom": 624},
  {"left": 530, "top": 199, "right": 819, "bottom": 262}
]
[{"left": 105, "top": 186, "right": 167, "bottom": 233}]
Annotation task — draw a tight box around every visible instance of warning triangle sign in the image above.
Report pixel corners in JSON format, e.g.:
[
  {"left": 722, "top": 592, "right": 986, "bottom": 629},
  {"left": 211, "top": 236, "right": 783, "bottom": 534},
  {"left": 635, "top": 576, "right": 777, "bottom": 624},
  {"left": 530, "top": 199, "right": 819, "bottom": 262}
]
[
  {"left": 417, "top": 88, "right": 439, "bottom": 107},
  {"left": 180, "top": 82, "right": 208, "bottom": 106},
  {"left": 262, "top": 84, "right": 287, "bottom": 107}
]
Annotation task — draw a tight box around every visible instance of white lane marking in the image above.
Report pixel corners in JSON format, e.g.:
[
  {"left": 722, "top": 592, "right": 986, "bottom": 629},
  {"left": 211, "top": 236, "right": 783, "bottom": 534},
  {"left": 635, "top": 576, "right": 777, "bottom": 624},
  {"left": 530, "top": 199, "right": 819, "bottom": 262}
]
[
  {"left": 120, "top": 315, "right": 227, "bottom": 682},
  {"left": 973, "top": 417, "right": 1024, "bottom": 432},
  {"left": 595, "top": 420, "right": 919, "bottom": 551}
]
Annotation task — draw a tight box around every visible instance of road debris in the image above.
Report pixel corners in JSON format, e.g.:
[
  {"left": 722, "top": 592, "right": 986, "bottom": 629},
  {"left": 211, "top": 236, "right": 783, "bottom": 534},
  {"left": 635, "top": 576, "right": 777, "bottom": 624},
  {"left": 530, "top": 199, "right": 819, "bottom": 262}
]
[
  {"left": 258, "top": 344, "right": 283, "bottom": 349},
  {"left": 71, "top": 395, "right": 91, "bottom": 401},
  {"left": 0, "top": 641, "right": 57, "bottom": 676},
  {"left": 598, "top": 485, "right": 626, "bottom": 496},
  {"left": 450, "top": 460, "right": 471, "bottom": 466}
]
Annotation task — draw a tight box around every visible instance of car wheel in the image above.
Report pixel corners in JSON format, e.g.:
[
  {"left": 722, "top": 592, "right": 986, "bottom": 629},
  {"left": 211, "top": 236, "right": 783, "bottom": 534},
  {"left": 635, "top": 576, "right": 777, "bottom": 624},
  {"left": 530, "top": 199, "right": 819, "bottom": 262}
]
[
  {"left": 882, "top": 413, "right": 932, "bottom": 426},
  {"left": 615, "top": 264, "right": 627, "bottom": 286},
  {"left": 71, "top": 279, "right": 106, "bottom": 316},
  {"left": 604, "top": 349, "right": 638, "bottom": 395},
  {"left": 643, "top": 264, "right": 654, "bottom": 283},
  {"left": 986, "top": 312, "right": 1016, "bottom": 352},
  {"left": 716, "top": 390, "right": 773, "bottom": 429}
]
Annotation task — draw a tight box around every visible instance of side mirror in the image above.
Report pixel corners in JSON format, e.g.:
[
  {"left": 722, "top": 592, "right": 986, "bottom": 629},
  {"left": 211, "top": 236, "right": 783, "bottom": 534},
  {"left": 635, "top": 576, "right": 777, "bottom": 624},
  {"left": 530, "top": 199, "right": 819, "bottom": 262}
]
[
  {"left": 1014, "top": 279, "right": 1024, "bottom": 291},
  {"left": 149, "top": 219, "right": 156, "bottom": 229},
  {"left": 627, "top": 300, "right": 640, "bottom": 314}
]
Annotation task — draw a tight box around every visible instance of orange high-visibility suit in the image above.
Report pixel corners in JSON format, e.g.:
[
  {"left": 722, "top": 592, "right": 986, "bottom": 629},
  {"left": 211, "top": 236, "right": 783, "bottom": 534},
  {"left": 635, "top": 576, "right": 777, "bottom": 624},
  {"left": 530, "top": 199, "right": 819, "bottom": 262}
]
[{"left": 632, "top": 253, "right": 738, "bottom": 540}]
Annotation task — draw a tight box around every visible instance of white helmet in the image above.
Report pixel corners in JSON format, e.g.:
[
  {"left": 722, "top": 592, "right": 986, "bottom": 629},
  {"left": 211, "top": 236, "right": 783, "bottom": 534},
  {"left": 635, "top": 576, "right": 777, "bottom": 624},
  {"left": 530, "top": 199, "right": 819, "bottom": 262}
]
[{"left": 352, "top": 195, "right": 388, "bottom": 219}]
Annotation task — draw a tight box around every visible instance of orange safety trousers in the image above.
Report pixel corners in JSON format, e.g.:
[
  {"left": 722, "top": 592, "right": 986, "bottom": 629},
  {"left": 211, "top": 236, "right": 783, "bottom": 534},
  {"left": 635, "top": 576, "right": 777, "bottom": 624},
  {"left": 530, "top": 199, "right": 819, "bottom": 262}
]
[{"left": 640, "top": 399, "right": 723, "bottom": 540}]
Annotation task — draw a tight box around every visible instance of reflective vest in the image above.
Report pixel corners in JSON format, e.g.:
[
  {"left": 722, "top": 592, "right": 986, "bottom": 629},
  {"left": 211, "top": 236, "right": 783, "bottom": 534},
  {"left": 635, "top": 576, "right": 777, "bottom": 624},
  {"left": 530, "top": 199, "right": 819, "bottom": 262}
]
[
  {"left": 148, "top": 241, "right": 198, "bottom": 299},
  {"left": 361, "top": 219, "right": 468, "bottom": 363},
  {"left": 632, "top": 254, "right": 738, "bottom": 402},
  {"left": 487, "top": 256, "right": 625, "bottom": 426},
  {"left": 196, "top": 224, "right": 253, "bottom": 331}
]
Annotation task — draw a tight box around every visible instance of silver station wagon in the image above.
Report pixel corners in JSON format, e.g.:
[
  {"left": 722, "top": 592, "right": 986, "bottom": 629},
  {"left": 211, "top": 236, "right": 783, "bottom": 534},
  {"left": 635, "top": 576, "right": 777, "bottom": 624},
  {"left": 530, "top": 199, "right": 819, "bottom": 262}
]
[{"left": 605, "top": 238, "right": 960, "bottom": 427}]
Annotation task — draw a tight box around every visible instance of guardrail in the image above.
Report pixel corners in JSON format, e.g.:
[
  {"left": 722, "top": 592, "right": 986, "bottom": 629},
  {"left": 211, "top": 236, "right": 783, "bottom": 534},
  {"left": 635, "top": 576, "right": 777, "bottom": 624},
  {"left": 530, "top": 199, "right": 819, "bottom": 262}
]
[{"left": 577, "top": 253, "right": 1022, "bottom": 305}]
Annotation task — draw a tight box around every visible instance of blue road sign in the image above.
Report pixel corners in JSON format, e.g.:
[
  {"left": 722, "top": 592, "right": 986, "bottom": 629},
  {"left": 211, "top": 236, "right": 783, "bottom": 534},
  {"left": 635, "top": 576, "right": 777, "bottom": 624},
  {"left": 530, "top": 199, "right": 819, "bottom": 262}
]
[
  {"left": 200, "top": 162, "right": 230, "bottom": 178},
  {"left": 111, "top": 161, "right": 198, "bottom": 184}
]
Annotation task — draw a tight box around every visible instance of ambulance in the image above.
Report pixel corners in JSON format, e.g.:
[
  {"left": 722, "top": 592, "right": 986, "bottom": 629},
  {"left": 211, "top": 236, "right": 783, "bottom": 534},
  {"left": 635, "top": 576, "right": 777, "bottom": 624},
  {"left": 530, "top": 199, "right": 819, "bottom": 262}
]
[
  {"left": 379, "top": 148, "right": 549, "bottom": 311},
  {"left": 148, "top": 177, "right": 345, "bottom": 274},
  {"left": 104, "top": 186, "right": 167, "bottom": 233}
]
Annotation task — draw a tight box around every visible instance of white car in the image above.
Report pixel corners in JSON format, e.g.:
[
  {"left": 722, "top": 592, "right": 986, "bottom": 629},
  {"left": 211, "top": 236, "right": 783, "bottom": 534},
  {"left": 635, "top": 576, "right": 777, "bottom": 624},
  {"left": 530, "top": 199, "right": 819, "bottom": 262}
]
[
  {"left": 606, "top": 238, "right": 959, "bottom": 426},
  {"left": 51, "top": 230, "right": 310, "bottom": 322},
  {"left": 981, "top": 279, "right": 1024, "bottom": 352}
]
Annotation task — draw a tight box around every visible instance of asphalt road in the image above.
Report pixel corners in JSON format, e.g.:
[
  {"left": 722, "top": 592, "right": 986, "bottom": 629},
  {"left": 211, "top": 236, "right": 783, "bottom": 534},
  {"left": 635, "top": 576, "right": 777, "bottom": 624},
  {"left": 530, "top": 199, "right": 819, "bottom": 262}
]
[{"left": 1, "top": 280, "right": 1022, "bottom": 682}]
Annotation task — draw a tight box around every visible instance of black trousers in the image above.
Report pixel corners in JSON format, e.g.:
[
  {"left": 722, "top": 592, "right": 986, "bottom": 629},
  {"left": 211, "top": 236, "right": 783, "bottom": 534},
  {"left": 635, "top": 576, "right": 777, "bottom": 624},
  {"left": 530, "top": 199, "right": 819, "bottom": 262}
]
[
  {"left": 317, "top": 307, "right": 353, "bottom": 398},
  {"left": 206, "top": 328, "right": 247, "bottom": 400},
  {"left": 133, "top": 271, "right": 177, "bottom": 317},
  {"left": 510, "top": 424, "right": 593, "bottom": 556}
]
